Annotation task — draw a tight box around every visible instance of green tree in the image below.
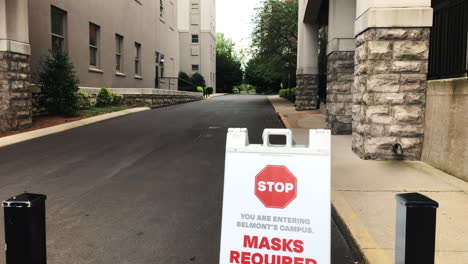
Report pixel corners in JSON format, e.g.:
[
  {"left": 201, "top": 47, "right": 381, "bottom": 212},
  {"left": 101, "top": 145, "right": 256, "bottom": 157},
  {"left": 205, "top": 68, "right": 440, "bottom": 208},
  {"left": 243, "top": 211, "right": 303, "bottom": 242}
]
[
  {"left": 36, "top": 49, "right": 80, "bottom": 116},
  {"left": 246, "top": 0, "right": 298, "bottom": 94},
  {"left": 216, "top": 33, "right": 243, "bottom": 93}
]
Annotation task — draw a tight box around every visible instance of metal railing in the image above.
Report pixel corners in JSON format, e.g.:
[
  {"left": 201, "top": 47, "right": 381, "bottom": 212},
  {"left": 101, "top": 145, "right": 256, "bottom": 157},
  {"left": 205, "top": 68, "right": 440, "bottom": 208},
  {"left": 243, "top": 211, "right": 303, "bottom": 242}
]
[{"left": 429, "top": 0, "right": 468, "bottom": 80}]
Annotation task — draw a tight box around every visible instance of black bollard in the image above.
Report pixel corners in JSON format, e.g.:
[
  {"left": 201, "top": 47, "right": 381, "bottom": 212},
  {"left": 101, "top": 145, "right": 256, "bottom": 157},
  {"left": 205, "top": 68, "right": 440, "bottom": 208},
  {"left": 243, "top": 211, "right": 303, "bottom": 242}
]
[
  {"left": 2, "top": 193, "right": 47, "bottom": 264},
  {"left": 395, "top": 193, "right": 438, "bottom": 264}
]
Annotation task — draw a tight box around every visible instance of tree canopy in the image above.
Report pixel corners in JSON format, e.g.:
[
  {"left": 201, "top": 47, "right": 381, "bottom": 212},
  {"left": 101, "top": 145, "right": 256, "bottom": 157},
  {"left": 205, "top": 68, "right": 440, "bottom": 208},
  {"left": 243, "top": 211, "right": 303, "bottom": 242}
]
[
  {"left": 216, "top": 33, "right": 243, "bottom": 93},
  {"left": 245, "top": 0, "right": 298, "bottom": 94}
]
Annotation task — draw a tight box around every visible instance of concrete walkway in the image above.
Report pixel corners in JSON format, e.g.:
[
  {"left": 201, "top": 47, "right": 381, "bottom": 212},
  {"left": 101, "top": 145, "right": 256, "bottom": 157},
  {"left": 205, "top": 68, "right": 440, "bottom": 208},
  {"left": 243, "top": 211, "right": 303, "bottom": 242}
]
[{"left": 268, "top": 95, "right": 468, "bottom": 264}]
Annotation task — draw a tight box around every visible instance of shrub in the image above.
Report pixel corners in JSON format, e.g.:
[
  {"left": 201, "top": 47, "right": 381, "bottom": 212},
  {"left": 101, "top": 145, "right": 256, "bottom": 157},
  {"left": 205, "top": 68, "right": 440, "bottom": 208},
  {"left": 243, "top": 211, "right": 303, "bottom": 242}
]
[
  {"left": 232, "top": 87, "right": 240, "bottom": 93},
  {"left": 76, "top": 91, "right": 93, "bottom": 110},
  {"left": 279, "top": 88, "right": 296, "bottom": 102},
  {"left": 35, "top": 49, "right": 79, "bottom": 116},
  {"left": 196, "top": 86, "right": 205, "bottom": 93},
  {"left": 190, "top": 72, "right": 206, "bottom": 87},
  {"left": 112, "top": 93, "right": 124, "bottom": 105},
  {"left": 178, "top": 71, "right": 193, "bottom": 91},
  {"left": 96, "top": 88, "right": 114, "bottom": 107},
  {"left": 206, "top": 87, "right": 214, "bottom": 95}
]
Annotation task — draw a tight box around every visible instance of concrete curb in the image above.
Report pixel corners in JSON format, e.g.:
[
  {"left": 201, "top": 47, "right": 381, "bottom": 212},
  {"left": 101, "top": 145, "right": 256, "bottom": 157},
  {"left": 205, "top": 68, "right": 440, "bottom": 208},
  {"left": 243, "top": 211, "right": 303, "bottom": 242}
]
[{"left": 0, "top": 107, "right": 150, "bottom": 148}]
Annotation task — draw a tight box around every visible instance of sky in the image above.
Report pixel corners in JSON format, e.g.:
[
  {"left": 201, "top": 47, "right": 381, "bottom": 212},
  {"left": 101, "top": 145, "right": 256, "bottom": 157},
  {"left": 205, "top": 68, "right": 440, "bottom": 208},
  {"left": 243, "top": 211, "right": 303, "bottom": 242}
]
[{"left": 216, "top": 0, "right": 264, "bottom": 53}]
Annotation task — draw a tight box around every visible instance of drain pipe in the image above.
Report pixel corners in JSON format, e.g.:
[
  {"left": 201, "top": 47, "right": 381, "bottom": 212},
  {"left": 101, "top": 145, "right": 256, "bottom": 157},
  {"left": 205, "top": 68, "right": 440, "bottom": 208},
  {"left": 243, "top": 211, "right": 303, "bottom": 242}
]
[{"left": 393, "top": 143, "right": 404, "bottom": 156}]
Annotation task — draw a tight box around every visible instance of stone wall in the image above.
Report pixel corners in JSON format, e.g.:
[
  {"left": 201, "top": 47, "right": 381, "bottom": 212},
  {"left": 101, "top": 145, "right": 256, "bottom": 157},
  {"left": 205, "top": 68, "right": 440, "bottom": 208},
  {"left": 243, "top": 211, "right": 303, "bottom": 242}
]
[
  {"left": 79, "top": 87, "right": 204, "bottom": 108},
  {"left": 296, "top": 74, "right": 319, "bottom": 111},
  {"left": 327, "top": 51, "right": 354, "bottom": 134},
  {"left": 0, "top": 51, "right": 32, "bottom": 133},
  {"left": 422, "top": 78, "right": 468, "bottom": 182},
  {"left": 352, "top": 28, "right": 430, "bottom": 160}
]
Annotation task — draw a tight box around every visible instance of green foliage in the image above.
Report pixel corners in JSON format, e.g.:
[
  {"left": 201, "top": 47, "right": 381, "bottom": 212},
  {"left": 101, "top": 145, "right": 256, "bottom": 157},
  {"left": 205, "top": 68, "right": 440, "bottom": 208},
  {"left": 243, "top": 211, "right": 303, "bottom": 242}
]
[
  {"left": 279, "top": 88, "right": 296, "bottom": 102},
  {"left": 190, "top": 72, "right": 206, "bottom": 88},
  {"left": 233, "top": 84, "right": 256, "bottom": 94},
  {"left": 76, "top": 91, "right": 93, "bottom": 110},
  {"left": 196, "top": 86, "right": 204, "bottom": 93},
  {"left": 232, "top": 87, "right": 240, "bottom": 93},
  {"left": 206, "top": 87, "right": 214, "bottom": 95},
  {"left": 96, "top": 88, "right": 123, "bottom": 107},
  {"left": 246, "top": 0, "right": 298, "bottom": 94},
  {"left": 112, "top": 93, "right": 124, "bottom": 105},
  {"left": 35, "top": 49, "right": 80, "bottom": 116},
  {"left": 216, "top": 33, "right": 244, "bottom": 93},
  {"left": 178, "top": 71, "right": 194, "bottom": 91},
  {"left": 79, "top": 105, "right": 129, "bottom": 116}
]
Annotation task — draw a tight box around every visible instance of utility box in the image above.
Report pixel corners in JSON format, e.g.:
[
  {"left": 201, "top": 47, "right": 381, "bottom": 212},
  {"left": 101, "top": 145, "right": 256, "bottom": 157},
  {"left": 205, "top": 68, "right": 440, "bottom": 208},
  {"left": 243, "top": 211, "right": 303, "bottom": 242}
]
[{"left": 2, "top": 193, "right": 47, "bottom": 264}]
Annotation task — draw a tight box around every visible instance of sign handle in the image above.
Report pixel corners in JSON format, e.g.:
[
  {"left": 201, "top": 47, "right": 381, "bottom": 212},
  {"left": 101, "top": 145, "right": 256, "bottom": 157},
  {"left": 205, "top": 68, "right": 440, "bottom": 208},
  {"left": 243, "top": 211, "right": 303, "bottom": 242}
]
[{"left": 262, "top": 129, "right": 292, "bottom": 148}]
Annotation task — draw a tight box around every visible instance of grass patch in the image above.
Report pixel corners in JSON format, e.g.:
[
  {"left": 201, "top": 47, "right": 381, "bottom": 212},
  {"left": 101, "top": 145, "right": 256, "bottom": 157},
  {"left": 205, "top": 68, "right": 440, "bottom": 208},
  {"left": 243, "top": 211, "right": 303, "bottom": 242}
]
[{"left": 78, "top": 106, "right": 130, "bottom": 116}]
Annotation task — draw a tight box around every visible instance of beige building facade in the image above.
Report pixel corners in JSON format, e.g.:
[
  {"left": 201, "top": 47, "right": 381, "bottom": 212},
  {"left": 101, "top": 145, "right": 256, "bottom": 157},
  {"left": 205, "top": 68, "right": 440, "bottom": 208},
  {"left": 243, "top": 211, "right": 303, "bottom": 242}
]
[
  {"left": 298, "top": 0, "right": 468, "bottom": 180},
  {"left": 178, "top": 0, "right": 216, "bottom": 90},
  {"left": 28, "top": 0, "right": 180, "bottom": 90}
]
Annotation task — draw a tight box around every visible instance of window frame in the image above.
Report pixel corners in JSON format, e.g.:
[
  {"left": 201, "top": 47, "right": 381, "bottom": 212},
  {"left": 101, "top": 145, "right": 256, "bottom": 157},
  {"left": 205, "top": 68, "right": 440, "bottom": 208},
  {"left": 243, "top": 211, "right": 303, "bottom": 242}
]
[
  {"left": 192, "top": 64, "right": 199, "bottom": 72},
  {"left": 115, "top": 34, "right": 124, "bottom": 73},
  {"left": 89, "top": 22, "right": 100, "bottom": 68},
  {"left": 160, "top": 0, "right": 164, "bottom": 19},
  {"left": 51, "top": 6, "right": 67, "bottom": 51},
  {"left": 192, "top": 34, "right": 199, "bottom": 44},
  {"left": 135, "top": 42, "right": 142, "bottom": 76}
]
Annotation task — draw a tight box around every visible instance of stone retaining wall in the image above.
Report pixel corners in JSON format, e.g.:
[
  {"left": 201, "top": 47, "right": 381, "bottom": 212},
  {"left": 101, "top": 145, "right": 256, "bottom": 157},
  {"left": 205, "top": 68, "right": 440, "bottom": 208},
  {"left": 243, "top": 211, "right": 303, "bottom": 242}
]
[
  {"left": 296, "top": 74, "right": 319, "bottom": 111},
  {"left": 327, "top": 51, "right": 354, "bottom": 135},
  {"left": 79, "top": 87, "right": 204, "bottom": 108},
  {"left": 352, "top": 28, "right": 430, "bottom": 160},
  {"left": 0, "top": 52, "right": 32, "bottom": 133}
]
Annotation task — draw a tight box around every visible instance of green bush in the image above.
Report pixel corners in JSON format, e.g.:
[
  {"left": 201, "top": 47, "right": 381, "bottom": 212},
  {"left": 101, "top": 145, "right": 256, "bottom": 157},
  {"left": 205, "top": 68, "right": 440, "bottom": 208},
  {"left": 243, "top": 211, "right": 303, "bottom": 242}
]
[
  {"left": 76, "top": 91, "right": 93, "bottom": 110},
  {"left": 35, "top": 49, "right": 80, "bottom": 116},
  {"left": 233, "top": 84, "right": 256, "bottom": 94},
  {"left": 190, "top": 72, "right": 206, "bottom": 87},
  {"left": 112, "top": 93, "right": 124, "bottom": 106},
  {"left": 206, "top": 87, "right": 214, "bottom": 95},
  {"left": 178, "top": 71, "right": 193, "bottom": 91},
  {"left": 196, "top": 86, "right": 205, "bottom": 93},
  {"left": 232, "top": 87, "right": 240, "bottom": 93},
  {"left": 279, "top": 88, "right": 296, "bottom": 102},
  {"left": 96, "top": 88, "right": 114, "bottom": 107}
]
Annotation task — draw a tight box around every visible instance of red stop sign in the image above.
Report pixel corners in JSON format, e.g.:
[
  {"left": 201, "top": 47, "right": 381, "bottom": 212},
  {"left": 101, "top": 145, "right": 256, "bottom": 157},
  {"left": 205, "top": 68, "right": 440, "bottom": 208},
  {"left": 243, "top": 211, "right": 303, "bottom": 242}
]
[{"left": 254, "top": 165, "right": 297, "bottom": 209}]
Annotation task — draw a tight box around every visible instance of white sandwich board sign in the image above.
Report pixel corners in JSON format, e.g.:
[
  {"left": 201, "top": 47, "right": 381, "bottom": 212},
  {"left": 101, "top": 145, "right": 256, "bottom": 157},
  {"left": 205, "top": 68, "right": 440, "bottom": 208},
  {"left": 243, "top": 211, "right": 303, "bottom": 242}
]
[{"left": 219, "top": 128, "right": 331, "bottom": 264}]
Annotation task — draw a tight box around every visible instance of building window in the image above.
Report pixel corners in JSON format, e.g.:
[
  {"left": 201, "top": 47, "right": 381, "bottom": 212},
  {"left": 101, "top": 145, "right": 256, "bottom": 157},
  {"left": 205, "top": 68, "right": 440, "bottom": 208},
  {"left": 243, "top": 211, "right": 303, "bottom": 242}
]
[
  {"left": 89, "top": 23, "right": 100, "bottom": 67},
  {"left": 115, "top": 34, "right": 124, "bottom": 72},
  {"left": 160, "top": 0, "right": 164, "bottom": 18},
  {"left": 51, "top": 6, "right": 66, "bottom": 51},
  {"left": 135, "top": 42, "right": 141, "bottom": 75},
  {"left": 192, "top": 34, "right": 199, "bottom": 43},
  {"left": 192, "top": 64, "right": 199, "bottom": 72},
  {"left": 429, "top": 0, "right": 468, "bottom": 79},
  {"left": 160, "top": 55, "right": 165, "bottom": 78},
  {"left": 191, "top": 3, "right": 199, "bottom": 12}
]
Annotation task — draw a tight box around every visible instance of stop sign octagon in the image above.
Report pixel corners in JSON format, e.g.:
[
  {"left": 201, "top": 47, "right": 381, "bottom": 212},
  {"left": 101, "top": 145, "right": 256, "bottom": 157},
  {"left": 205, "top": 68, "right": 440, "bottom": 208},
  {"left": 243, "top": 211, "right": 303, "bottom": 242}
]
[{"left": 255, "top": 165, "right": 297, "bottom": 209}]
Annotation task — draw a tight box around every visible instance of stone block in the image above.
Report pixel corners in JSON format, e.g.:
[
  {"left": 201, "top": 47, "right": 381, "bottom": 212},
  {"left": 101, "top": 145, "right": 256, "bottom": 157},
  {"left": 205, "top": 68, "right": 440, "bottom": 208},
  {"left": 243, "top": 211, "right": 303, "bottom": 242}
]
[
  {"left": 368, "top": 41, "right": 392, "bottom": 60},
  {"left": 393, "top": 105, "right": 423, "bottom": 123},
  {"left": 367, "top": 74, "right": 400, "bottom": 92},
  {"left": 391, "top": 61, "right": 422, "bottom": 73},
  {"left": 367, "top": 61, "right": 391, "bottom": 74},
  {"left": 355, "top": 44, "right": 368, "bottom": 63},
  {"left": 404, "top": 93, "right": 426, "bottom": 104},
  {"left": 393, "top": 41, "right": 429, "bottom": 60},
  {"left": 388, "top": 124, "right": 424, "bottom": 137}
]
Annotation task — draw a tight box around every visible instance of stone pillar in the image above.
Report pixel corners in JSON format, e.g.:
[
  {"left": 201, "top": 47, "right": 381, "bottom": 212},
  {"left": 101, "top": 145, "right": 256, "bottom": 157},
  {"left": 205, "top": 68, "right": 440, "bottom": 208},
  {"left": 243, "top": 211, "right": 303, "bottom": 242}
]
[
  {"left": 296, "top": 0, "right": 319, "bottom": 111},
  {"left": 326, "top": 0, "right": 356, "bottom": 134},
  {"left": 352, "top": 1, "right": 433, "bottom": 160},
  {"left": 0, "top": 0, "right": 32, "bottom": 133}
]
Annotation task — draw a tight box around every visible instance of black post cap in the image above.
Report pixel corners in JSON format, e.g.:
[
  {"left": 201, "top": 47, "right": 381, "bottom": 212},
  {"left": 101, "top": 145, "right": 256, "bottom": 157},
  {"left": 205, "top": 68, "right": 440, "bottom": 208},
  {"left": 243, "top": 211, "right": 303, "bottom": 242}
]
[
  {"left": 2, "top": 193, "right": 47, "bottom": 208},
  {"left": 396, "top": 193, "right": 439, "bottom": 208}
]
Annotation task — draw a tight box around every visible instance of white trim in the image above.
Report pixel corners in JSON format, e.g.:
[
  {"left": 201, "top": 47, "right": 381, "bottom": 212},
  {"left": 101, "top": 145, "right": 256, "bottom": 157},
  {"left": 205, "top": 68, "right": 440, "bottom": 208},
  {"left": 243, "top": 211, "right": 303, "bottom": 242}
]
[
  {"left": 355, "top": 7, "right": 433, "bottom": 37},
  {"left": 327, "top": 38, "right": 356, "bottom": 55},
  {"left": 0, "top": 40, "right": 31, "bottom": 55},
  {"left": 88, "top": 67, "right": 103, "bottom": 73}
]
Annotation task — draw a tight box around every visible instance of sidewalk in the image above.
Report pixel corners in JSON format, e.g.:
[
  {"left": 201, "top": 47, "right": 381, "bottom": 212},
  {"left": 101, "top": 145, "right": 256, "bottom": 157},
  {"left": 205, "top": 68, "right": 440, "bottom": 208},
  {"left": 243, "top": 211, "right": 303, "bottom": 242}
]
[{"left": 267, "top": 95, "right": 468, "bottom": 264}]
